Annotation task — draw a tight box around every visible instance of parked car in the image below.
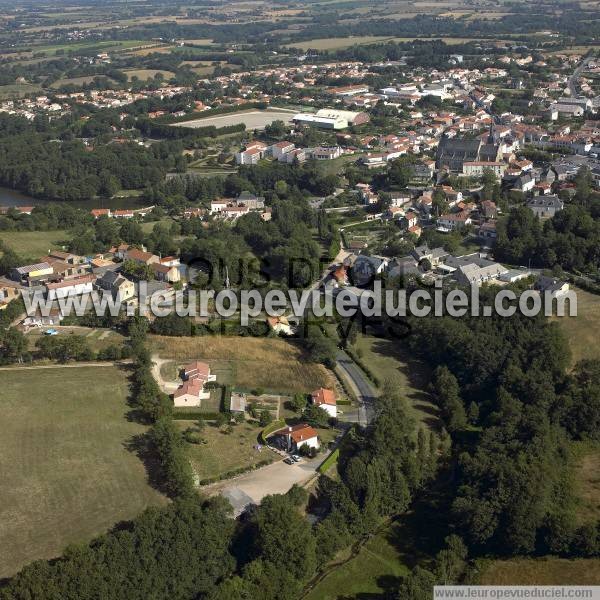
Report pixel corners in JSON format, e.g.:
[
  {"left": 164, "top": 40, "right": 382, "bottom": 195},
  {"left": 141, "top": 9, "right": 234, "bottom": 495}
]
[
  {"left": 291, "top": 455, "right": 301, "bottom": 462},
  {"left": 284, "top": 458, "right": 294, "bottom": 465},
  {"left": 44, "top": 329, "right": 59, "bottom": 336}
]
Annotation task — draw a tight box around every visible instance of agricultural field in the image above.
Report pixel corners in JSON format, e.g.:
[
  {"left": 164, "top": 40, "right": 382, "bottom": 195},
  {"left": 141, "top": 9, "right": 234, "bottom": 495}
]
[
  {"left": 553, "top": 286, "right": 600, "bottom": 365},
  {"left": 0, "top": 229, "right": 70, "bottom": 258},
  {"left": 50, "top": 75, "right": 114, "bottom": 88},
  {"left": 478, "top": 558, "right": 600, "bottom": 585},
  {"left": 352, "top": 334, "right": 439, "bottom": 429},
  {"left": 173, "top": 109, "right": 295, "bottom": 130},
  {"left": 176, "top": 420, "right": 278, "bottom": 482},
  {"left": 124, "top": 69, "right": 176, "bottom": 81},
  {"left": 287, "top": 36, "right": 493, "bottom": 51},
  {"left": 0, "top": 367, "right": 167, "bottom": 578},
  {"left": 149, "top": 334, "right": 334, "bottom": 394},
  {"left": 0, "top": 83, "right": 41, "bottom": 99}
]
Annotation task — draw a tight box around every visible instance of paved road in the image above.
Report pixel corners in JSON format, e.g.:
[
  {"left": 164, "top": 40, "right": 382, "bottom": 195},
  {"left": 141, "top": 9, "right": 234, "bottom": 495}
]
[
  {"left": 567, "top": 54, "right": 595, "bottom": 97},
  {"left": 336, "top": 349, "right": 378, "bottom": 427}
]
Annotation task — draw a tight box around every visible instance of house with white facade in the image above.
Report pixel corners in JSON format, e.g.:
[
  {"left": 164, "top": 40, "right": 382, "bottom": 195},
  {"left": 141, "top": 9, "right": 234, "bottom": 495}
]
[{"left": 311, "top": 388, "right": 337, "bottom": 418}]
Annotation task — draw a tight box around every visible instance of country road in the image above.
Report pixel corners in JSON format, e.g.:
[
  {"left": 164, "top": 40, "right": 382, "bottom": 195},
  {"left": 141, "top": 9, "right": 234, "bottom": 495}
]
[
  {"left": 567, "top": 53, "right": 595, "bottom": 97},
  {"left": 336, "top": 349, "right": 378, "bottom": 426}
]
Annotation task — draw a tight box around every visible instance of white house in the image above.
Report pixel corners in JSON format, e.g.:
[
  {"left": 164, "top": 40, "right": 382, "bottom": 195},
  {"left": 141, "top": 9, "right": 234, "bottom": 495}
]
[
  {"left": 311, "top": 388, "right": 337, "bottom": 418},
  {"left": 270, "top": 141, "right": 295, "bottom": 159},
  {"left": 210, "top": 199, "right": 229, "bottom": 214},
  {"left": 437, "top": 211, "right": 472, "bottom": 231},
  {"left": 45, "top": 274, "right": 96, "bottom": 301},
  {"left": 276, "top": 424, "right": 320, "bottom": 452}
]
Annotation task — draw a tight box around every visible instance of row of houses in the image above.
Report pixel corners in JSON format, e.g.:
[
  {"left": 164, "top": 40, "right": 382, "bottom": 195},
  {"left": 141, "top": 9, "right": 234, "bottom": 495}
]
[{"left": 236, "top": 139, "right": 344, "bottom": 165}]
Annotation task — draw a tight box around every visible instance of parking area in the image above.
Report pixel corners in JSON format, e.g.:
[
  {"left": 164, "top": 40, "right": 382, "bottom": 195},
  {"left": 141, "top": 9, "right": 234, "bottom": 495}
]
[{"left": 203, "top": 455, "right": 321, "bottom": 516}]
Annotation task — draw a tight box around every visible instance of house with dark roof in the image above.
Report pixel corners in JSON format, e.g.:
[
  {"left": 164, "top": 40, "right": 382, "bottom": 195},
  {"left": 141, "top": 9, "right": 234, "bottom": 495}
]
[{"left": 527, "top": 195, "right": 563, "bottom": 219}]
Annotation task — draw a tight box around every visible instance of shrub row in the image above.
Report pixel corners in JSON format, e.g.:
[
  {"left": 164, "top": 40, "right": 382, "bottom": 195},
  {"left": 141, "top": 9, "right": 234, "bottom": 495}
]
[
  {"left": 197, "top": 457, "right": 275, "bottom": 486},
  {"left": 318, "top": 448, "right": 340, "bottom": 474}
]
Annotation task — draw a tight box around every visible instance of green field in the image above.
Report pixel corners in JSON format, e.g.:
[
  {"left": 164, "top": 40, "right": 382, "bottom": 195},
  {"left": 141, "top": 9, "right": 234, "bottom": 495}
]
[
  {"left": 0, "top": 229, "right": 70, "bottom": 259},
  {"left": 304, "top": 522, "right": 410, "bottom": 599},
  {"left": 573, "top": 441, "right": 600, "bottom": 525},
  {"left": 478, "top": 557, "right": 600, "bottom": 585},
  {"left": 177, "top": 420, "right": 277, "bottom": 482},
  {"left": 124, "top": 69, "right": 176, "bottom": 81},
  {"left": 25, "top": 327, "right": 127, "bottom": 354},
  {"left": 353, "top": 335, "right": 439, "bottom": 428},
  {"left": 0, "top": 83, "right": 41, "bottom": 99},
  {"left": 0, "top": 366, "right": 167, "bottom": 578},
  {"left": 554, "top": 287, "right": 600, "bottom": 365},
  {"left": 287, "top": 36, "right": 493, "bottom": 50}
]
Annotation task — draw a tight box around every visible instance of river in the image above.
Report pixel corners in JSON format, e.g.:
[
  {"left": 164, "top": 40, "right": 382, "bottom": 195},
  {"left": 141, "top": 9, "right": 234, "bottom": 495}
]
[{"left": 0, "top": 187, "right": 148, "bottom": 210}]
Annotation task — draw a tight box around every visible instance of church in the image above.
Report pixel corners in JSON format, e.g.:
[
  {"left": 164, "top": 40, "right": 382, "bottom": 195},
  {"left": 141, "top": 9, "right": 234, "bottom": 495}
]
[{"left": 435, "top": 124, "right": 502, "bottom": 172}]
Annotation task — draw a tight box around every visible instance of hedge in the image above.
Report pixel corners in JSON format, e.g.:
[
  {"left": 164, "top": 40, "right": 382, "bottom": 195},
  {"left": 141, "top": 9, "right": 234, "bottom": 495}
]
[
  {"left": 318, "top": 448, "right": 340, "bottom": 474},
  {"left": 336, "top": 399, "right": 352, "bottom": 406},
  {"left": 198, "top": 457, "right": 275, "bottom": 486},
  {"left": 222, "top": 385, "right": 232, "bottom": 412},
  {"left": 260, "top": 419, "right": 286, "bottom": 444}
]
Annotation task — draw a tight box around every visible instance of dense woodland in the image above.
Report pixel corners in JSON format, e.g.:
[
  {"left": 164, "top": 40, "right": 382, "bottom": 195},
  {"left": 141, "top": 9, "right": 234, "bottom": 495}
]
[{"left": 495, "top": 175, "right": 600, "bottom": 274}]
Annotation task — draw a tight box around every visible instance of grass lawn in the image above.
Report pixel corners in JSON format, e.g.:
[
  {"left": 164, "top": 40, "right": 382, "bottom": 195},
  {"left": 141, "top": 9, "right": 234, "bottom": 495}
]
[
  {"left": 478, "top": 557, "right": 600, "bottom": 585},
  {"left": 572, "top": 441, "right": 600, "bottom": 525},
  {"left": 177, "top": 420, "right": 277, "bottom": 482},
  {"left": 25, "top": 327, "right": 127, "bottom": 354},
  {"left": 0, "top": 229, "right": 70, "bottom": 259},
  {"left": 149, "top": 335, "right": 334, "bottom": 394},
  {"left": 305, "top": 521, "right": 410, "bottom": 599},
  {"left": 0, "top": 366, "right": 167, "bottom": 578},
  {"left": 352, "top": 334, "right": 439, "bottom": 429},
  {"left": 553, "top": 286, "right": 600, "bottom": 365}
]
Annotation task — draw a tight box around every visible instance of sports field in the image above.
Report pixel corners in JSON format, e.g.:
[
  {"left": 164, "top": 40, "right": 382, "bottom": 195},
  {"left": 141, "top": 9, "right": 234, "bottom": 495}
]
[
  {"left": 172, "top": 109, "right": 295, "bottom": 130},
  {"left": 0, "top": 366, "right": 167, "bottom": 578}
]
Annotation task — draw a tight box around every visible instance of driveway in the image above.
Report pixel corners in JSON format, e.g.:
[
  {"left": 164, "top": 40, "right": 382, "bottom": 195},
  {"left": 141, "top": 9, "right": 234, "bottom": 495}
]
[
  {"left": 203, "top": 456, "right": 321, "bottom": 516},
  {"left": 151, "top": 354, "right": 180, "bottom": 393}
]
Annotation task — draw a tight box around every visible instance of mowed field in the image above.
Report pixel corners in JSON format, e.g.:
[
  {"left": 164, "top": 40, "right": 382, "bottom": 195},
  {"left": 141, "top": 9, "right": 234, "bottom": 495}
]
[
  {"left": 0, "top": 367, "right": 167, "bottom": 578},
  {"left": 172, "top": 109, "right": 295, "bottom": 130},
  {"left": 149, "top": 334, "right": 334, "bottom": 394},
  {"left": 0, "top": 229, "right": 69, "bottom": 258},
  {"left": 478, "top": 558, "right": 600, "bottom": 585},
  {"left": 553, "top": 286, "right": 600, "bottom": 365}
]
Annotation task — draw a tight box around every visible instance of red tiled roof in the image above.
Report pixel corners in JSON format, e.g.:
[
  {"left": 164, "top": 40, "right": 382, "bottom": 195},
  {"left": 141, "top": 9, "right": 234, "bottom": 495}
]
[{"left": 312, "top": 388, "right": 336, "bottom": 406}]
